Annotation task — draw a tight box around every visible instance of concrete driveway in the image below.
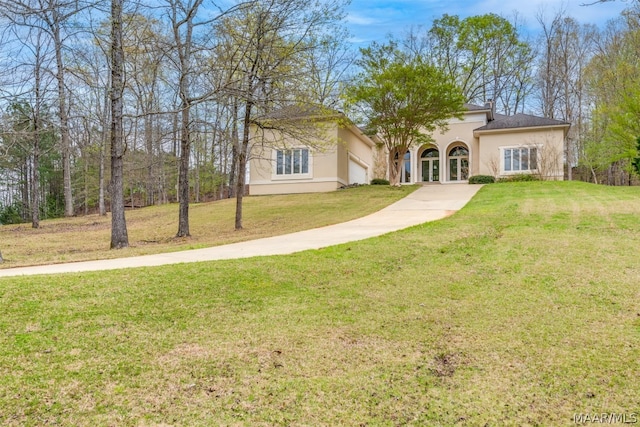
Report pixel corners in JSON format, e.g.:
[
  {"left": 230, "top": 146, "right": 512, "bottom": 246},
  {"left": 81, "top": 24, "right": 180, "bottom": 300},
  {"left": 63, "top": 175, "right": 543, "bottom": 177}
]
[{"left": 0, "top": 184, "right": 483, "bottom": 277}]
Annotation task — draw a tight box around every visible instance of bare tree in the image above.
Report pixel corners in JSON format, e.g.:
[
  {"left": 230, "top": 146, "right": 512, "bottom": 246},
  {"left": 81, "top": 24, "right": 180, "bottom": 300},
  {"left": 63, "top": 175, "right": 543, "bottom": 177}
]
[
  {"left": 164, "top": 0, "right": 205, "bottom": 237},
  {"left": 110, "top": 0, "right": 129, "bottom": 249},
  {"left": 215, "top": 0, "right": 348, "bottom": 230},
  {"left": 536, "top": 10, "right": 597, "bottom": 180},
  {"left": 29, "top": 28, "right": 46, "bottom": 228},
  {"left": 0, "top": 0, "right": 96, "bottom": 217},
  {"left": 123, "top": 12, "right": 167, "bottom": 206}
]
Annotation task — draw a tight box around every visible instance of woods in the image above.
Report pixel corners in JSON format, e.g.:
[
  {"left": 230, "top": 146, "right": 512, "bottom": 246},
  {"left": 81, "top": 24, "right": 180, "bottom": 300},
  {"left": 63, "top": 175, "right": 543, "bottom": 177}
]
[
  {"left": 0, "top": 0, "right": 350, "bottom": 237},
  {"left": 0, "top": 1, "right": 638, "bottom": 234}
]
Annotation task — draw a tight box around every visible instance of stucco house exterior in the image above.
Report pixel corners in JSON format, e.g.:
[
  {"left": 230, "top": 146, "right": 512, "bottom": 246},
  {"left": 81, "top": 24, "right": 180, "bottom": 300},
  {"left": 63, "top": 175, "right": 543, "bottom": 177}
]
[
  {"left": 392, "top": 103, "right": 570, "bottom": 184},
  {"left": 248, "top": 103, "right": 570, "bottom": 195},
  {"left": 249, "top": 114, "right": 377, "bottom": 195}
]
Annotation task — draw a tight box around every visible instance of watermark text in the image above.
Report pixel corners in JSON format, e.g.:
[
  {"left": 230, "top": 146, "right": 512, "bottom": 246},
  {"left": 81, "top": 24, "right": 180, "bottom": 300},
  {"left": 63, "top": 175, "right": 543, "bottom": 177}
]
[{"left": 574, "top": 413, "right": 638, "bottom": 424}]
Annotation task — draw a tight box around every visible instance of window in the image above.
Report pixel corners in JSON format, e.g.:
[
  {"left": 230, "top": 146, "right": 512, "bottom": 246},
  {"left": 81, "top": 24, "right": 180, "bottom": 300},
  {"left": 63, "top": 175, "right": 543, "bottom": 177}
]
[
  {"left": 503, "top": 147, "right": 538, "bottom": 172},
  {"left": 276, "top": 148, "right": 309, "bottom": 175}
]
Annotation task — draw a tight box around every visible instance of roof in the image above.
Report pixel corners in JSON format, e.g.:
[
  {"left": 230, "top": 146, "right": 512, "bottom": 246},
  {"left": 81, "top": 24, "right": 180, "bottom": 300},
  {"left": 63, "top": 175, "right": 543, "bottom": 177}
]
[
  {"left": 464, "top": 102, "right": 570, "bottom": 133},
  {"left": 464, "top": 103, "right": 491, "bottom": 112},
  {"left": 474, "top": 113, "right": 570, "bottom": 132},
  {"left": 258, "top": 104, "right": 341, "bottom": 121},
  {"left": 253, "top": 104, "right": 376, "bottom": 148},
  {"left": 464, "top": 103, "right": 489, "bottom": 112}
]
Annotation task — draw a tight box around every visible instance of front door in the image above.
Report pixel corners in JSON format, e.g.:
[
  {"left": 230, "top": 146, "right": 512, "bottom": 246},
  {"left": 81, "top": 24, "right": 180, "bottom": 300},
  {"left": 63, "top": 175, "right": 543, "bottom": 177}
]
[
  {"left": 422, "top": 159, "right": 440, "bottom": 182},
  {"left": 448, "top": 146, "right": 469, "bottom": 181}
]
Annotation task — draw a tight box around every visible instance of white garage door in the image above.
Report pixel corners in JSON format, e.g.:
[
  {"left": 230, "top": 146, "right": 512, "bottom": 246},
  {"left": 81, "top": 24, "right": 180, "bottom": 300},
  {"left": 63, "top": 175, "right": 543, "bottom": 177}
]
[{"left": 349, "top": 159, "right": 368, "bottom": 184}]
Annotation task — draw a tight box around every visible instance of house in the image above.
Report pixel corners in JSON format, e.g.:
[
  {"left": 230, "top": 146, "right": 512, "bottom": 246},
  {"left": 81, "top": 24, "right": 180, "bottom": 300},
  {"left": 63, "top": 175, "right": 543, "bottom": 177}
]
[
  {"left": 248, "top": 103, "right": 570, "bottom": 195},
  {"left": 249, "top": 112, "right": 377, "bottom": 195}
]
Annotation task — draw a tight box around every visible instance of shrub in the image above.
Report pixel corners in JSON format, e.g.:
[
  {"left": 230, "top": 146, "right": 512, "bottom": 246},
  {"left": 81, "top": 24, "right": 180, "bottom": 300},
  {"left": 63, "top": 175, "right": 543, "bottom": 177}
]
[
  {"left": 371, "top": 178, "right": 390, "bottom": 185},
  {"left": 469, "top": 175, "right": 495, "bottom": 184},
  {"left": 0, "top": 202, "right": 25, "bottom": 225},
  {"left": 497, "top": 174, "right": 541, "bottom": 183}
]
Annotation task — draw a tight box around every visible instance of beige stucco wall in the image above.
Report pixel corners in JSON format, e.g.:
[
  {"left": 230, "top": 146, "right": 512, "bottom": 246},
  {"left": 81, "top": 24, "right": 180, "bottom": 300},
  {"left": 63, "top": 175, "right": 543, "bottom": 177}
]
[
  {"left": 387, "top": 113, "right": 486, "bottom": 183},
  {"left": 430, "top": 117, "right": 483, "bottom": 178},
  {"left": 338, "top": 126, "right": 375, "bottom": 184},
  {"left": 379, "top": 112, "right": 566, "bottom": 183},
  {"left": 249, "top": 121, "right": 375, "bottom": 195},
  {"left": 249, "top": 180, "right": 343, "bottom": 195},
  {"left": 476, "top": 127, "right": 565, "bottom": 180},
  {"left": 249, "top": 111, "right": 566, "bottom": 194}
]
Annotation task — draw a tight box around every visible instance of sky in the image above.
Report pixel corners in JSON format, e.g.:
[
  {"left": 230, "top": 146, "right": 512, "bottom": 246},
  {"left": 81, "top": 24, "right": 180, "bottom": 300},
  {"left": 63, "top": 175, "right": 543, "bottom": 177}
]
[{"left": 344, "top": 0, "right": 632, "bottom": 44}]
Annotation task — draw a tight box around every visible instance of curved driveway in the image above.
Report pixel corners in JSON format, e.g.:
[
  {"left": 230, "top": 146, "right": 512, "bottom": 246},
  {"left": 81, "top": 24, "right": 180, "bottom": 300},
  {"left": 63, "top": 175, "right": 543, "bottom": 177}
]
[{"left": 0, "top": 184, "right": 482, "bottom": 277}]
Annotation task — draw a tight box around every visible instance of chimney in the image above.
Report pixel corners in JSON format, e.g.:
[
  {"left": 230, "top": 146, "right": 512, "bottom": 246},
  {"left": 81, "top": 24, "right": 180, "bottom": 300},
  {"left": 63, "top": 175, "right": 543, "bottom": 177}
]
[{"left": 484, "top": 99, "right": 495, "bottom": 121}]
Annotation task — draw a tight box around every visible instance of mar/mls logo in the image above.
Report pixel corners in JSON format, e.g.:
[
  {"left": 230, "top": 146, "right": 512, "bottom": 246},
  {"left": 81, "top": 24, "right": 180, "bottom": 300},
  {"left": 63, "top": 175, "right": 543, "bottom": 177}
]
[{"left": 573, "top": 413, "right": 638, "bottom": 424}]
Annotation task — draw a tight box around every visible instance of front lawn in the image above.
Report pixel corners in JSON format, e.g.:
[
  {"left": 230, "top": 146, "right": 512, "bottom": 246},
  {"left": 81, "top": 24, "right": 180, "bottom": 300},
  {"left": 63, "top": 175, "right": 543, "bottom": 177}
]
[{"left": 1, "top": 181, "right": 638, "bottom": 425}]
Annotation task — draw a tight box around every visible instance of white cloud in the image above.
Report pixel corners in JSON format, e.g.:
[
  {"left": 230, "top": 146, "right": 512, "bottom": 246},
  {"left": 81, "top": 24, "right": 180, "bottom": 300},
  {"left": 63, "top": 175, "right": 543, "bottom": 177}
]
[
  {"left": 345, "top": 13, "right": 380, "bottom": 26},
  {"left": 345, "top": 0, "right": 631, "bottom": 45}
]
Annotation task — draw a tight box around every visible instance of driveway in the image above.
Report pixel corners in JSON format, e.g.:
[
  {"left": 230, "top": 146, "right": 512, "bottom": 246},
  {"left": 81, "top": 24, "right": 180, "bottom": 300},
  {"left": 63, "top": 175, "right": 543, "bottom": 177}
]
[{"left": 0, "top": 184, "right": 483, "bottom": 277}]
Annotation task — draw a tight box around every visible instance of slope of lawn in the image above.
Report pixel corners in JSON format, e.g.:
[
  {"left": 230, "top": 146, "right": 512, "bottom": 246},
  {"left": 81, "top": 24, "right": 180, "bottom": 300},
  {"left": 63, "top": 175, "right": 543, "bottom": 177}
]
[
  {"left": 1, "top": 181, "right": 639, "bottom": 426},
  {"left": 0, "top": 185, "right": 415, "bottom": 268}
]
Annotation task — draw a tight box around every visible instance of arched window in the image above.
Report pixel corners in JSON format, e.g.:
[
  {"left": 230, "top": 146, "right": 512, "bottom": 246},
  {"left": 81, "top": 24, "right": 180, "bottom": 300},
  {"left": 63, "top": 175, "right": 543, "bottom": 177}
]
[
  {"left": 421, "top": 148, "right": 439, "bottom": 158},
  {"left": 449, "top": 146, "right": 468, "bottom": 157}
]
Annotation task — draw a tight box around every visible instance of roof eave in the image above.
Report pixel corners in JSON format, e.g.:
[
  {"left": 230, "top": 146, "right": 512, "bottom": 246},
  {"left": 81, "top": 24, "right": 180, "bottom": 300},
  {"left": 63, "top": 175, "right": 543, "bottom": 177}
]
[
  {"left": 473, "top": 123, "right": 571, "bottom": 137},
  {"left": 346, "top": 123, "right": 376, "bottom": 148}
]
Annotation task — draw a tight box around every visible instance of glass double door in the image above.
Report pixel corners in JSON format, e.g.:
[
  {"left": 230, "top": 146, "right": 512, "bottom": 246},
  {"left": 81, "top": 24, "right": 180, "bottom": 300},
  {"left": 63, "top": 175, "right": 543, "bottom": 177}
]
[
  {"left": 448, "top": 146, "right": 469, "bottom": 181},
  {"left": 449, "top": 158, "right": 469, "bottom": 181},
  {"left": 421, "top": 159, "right": 440, "bottom": 182}
]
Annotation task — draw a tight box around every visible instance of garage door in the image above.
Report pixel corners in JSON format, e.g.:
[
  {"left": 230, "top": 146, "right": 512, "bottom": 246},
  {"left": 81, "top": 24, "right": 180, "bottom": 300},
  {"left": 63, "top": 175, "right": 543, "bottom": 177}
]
[{"left": 349, "top": 159, "right": 368, "bottom": 184}]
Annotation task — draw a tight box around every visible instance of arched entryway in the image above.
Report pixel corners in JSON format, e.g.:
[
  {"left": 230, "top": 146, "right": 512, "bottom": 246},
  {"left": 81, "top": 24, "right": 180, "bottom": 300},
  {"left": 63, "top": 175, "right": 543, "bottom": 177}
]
[
  {"left": 420, "top": 147, "right": 440, "bottom": 182},
  {"left": 448, "top": 145, "right": 469, "bottom": 181}
]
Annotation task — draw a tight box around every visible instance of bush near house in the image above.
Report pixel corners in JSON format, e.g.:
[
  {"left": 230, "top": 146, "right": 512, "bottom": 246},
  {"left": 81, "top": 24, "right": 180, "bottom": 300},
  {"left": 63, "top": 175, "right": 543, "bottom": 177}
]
[
  {"left": 469, "top": 175, "right": 495, "bottom": 184},
  {"left": 497, "top": 174, "right": 540, "bottom": 182},
  {"left": 371, "top": 178, "right": 390, "bottom": 185}
]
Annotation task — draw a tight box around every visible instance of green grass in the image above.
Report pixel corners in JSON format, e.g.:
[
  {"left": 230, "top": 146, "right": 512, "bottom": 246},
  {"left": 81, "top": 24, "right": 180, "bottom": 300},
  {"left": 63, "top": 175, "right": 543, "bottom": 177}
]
[
  {"left": 0, "top": 185, "right": 416, "bottom": 268},
  {"left": 1, "top": 181, "right": 639, "bottom": 425}
]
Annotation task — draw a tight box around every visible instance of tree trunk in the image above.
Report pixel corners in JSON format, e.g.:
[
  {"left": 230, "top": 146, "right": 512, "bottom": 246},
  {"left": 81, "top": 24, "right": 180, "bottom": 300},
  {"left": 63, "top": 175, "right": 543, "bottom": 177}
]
[
  {"left": 228, "top": 99, "right": 239, "bottom": 198},
  {"left": 31, "top": 132, "right": 40, "bottom": 229},
  {"left": 590, "top": 166, "right": 598, "bottom": 185},
  {"left": 229, "top": 141, "right": 238, "bottom": 198},
  {"left": 52, "top": 17, "right": 74, "bottom": 217},
  {"left": 110, "top": 0, "right": 129, "bottom": 249},
  {"left": 235, "top": 100, "right": 252, "bottom": 230},
  {"left": 21, "top": 164, "right": 29, "bottom": 222},
  {"left": 234, "top": 147, "right": 246, "bottom": 230},
  {"left": 32, "top": 50, "right": 42, "bottom": 229},
  {"left": 99, "top": 137, "right": 106, "bottom": 216},
  {"left": 145, "top": 112, "right": 154, "bottom": 205},
  {"left": 176, "top": 103, "right": 191, "bottom": 237},
  {"left": 99, "top": 85, "right": 109, "bottom": 216},
  {"left": 195, "top": 153, "right": 200, "bottom": 203},
  {"left": 388, "top": 150, "right": 403, "bottom": 186},
  {"left": 173, "top": 0, "right": 202, "bottom": 237}
]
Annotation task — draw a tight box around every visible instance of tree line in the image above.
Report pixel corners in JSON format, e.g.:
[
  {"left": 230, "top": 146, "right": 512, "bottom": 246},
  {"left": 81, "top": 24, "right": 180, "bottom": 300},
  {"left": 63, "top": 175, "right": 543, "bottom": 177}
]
[
  {"left": 0, "top": 0, "right": 352, "bottom": 246},
  {"left": 0, "top": 0, "right": 638, "bottom": 241}
]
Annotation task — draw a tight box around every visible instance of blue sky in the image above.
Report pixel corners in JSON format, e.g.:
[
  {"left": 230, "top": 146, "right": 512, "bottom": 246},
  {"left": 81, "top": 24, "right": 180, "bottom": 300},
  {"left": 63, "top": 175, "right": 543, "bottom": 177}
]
[{"left": 345, "top": 0, "right": 631, "bottom": 44}]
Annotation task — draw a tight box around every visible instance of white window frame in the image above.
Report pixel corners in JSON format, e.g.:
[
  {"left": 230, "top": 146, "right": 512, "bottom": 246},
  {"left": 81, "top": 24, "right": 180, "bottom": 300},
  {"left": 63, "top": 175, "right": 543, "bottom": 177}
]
[
  {"left": 501, "top": 146, "right": 539, "bottom": 174},
  {"left": 272, "top": 148, "right": 312, "bottom": 180}
]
